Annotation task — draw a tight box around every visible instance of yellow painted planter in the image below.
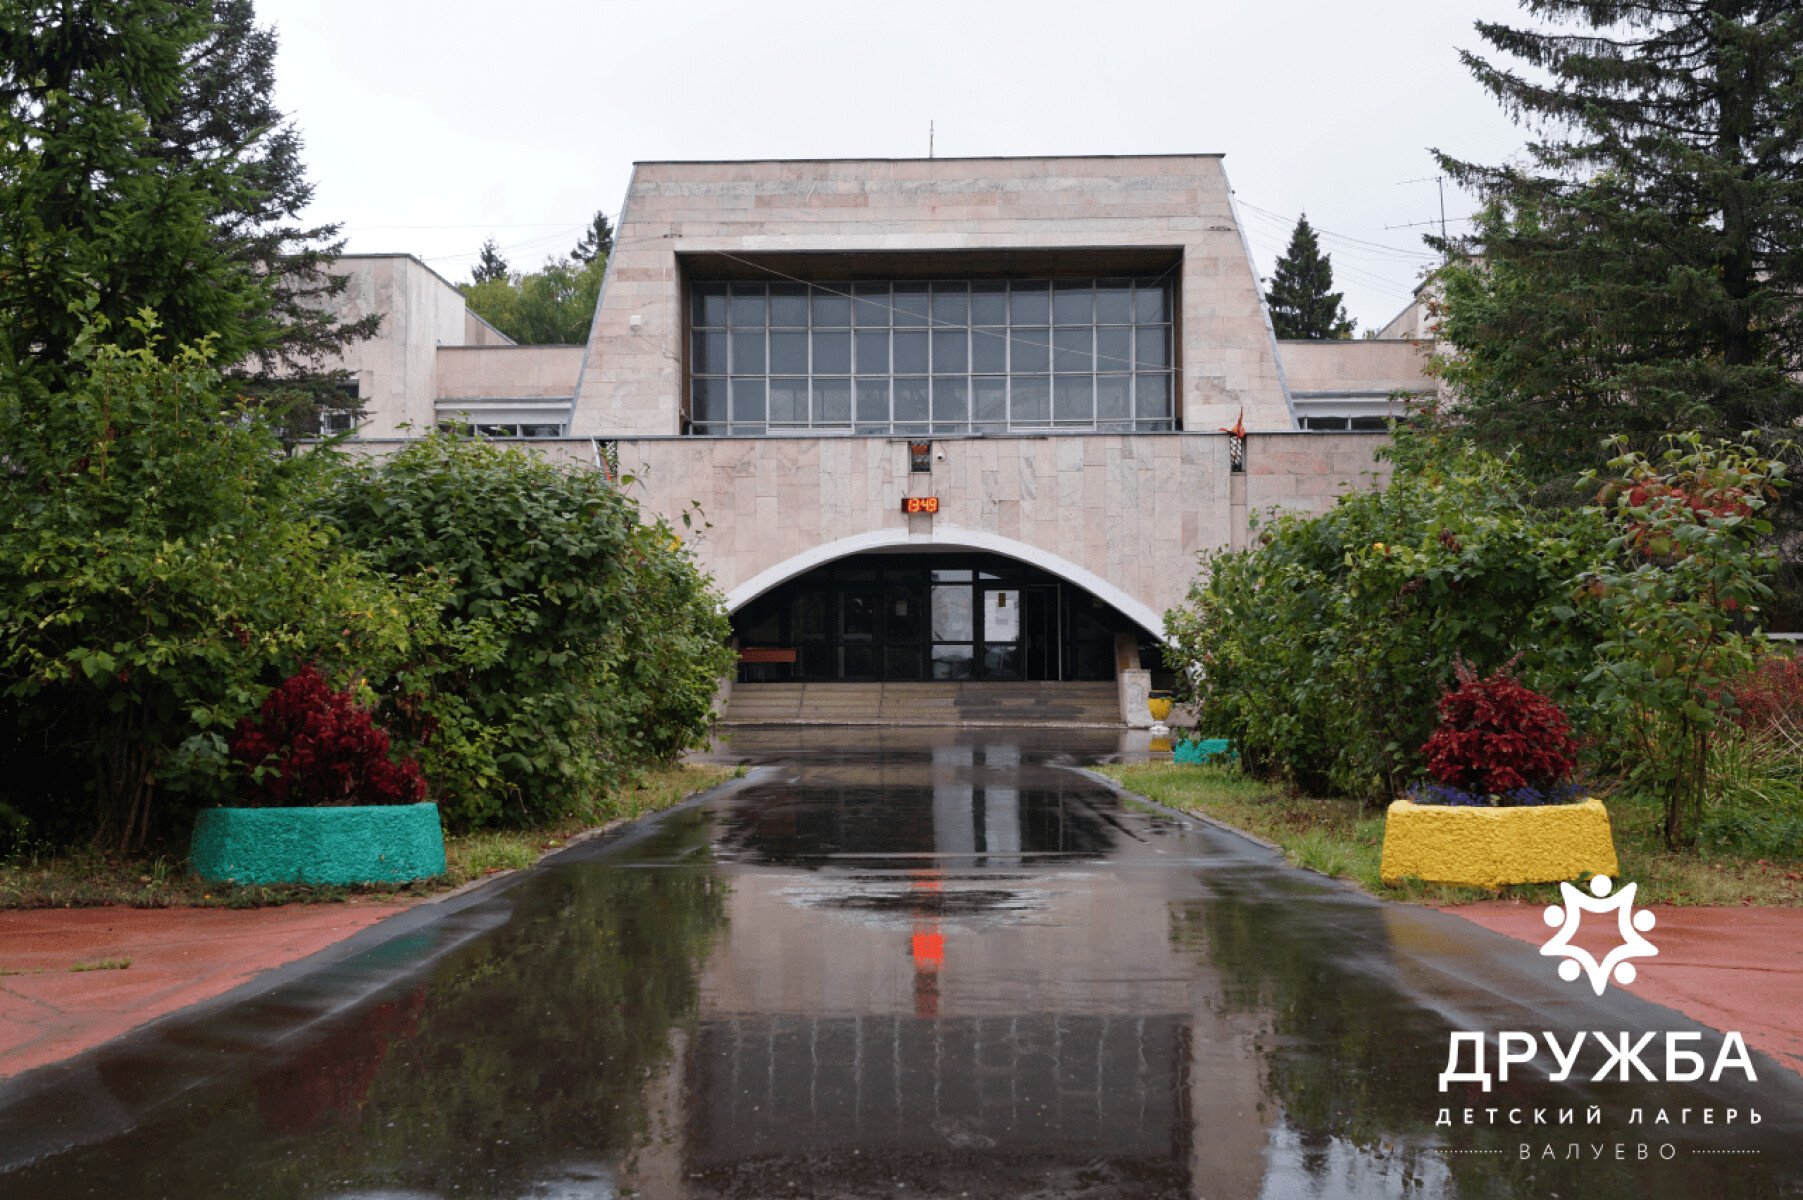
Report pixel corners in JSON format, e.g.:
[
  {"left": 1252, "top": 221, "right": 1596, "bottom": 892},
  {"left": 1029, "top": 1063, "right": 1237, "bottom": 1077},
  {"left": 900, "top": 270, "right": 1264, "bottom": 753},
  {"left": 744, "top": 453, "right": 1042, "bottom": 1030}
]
[
  {"left": 1147, "top": 695, "right": 1173, "bottom": 722},
  {"left": 1379, "top": 798, "right": 1619, "bottom": 888}
]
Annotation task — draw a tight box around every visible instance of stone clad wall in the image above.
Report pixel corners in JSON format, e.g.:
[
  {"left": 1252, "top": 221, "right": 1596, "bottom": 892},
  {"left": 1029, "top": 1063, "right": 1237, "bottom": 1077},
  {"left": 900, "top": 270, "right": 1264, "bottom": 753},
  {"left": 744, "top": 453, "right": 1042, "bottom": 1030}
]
[
  {"left": 1243, "top": 432, "right": 1394, "bottom": 519},
  {"left": 573, "top": 155, "right": 1294, "bottom": 439},
  {"left": 358, "top": 431, "right": 1392, "bottom": 631},
  {"left": 611, "top": 434, "right": 1236, "bottom": 632}
]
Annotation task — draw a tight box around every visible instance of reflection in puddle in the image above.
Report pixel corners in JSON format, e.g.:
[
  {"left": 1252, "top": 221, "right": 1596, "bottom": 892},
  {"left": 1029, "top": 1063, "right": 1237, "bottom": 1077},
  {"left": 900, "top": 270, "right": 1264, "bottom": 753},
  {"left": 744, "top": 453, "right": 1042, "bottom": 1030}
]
[{"left": 0, "top": 730, "right": 1798, "bottom": 1199}]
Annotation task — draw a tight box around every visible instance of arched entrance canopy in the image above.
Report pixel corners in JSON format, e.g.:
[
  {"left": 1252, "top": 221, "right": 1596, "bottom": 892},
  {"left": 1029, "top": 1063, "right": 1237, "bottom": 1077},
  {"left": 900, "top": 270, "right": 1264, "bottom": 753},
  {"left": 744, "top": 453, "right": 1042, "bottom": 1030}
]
[{"left": 723, "top": 527, "right": 1165, "bottom": 641}]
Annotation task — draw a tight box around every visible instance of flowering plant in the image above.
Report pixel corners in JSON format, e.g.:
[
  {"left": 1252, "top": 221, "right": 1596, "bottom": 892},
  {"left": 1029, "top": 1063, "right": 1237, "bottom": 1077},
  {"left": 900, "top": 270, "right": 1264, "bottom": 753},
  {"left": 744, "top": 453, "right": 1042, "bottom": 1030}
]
[
  {"left": 1418, "top": 658, "right": 1579, "bottom": 804},
  {"left": 230, "top": 666, "right": 427, "bottom": 806}
]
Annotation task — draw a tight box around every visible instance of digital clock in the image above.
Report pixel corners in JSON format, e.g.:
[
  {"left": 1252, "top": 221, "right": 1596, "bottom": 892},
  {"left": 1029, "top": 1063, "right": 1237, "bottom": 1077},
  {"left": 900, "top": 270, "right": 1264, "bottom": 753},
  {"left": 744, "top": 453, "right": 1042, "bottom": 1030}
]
[{"left": 901, "top": 496, "right": 940, "bottom": 515}]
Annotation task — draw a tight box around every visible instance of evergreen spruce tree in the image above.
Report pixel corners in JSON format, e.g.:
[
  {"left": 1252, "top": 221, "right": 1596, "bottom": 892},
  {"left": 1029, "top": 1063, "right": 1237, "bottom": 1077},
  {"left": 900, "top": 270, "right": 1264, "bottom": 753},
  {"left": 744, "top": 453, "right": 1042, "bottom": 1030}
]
[
  {"left": 1265, "top": 215, "right": 1354, "bottom": 339},
  {"left": 0, "top": 3, "right": 260, "bottom": 382},
  {"left": 0, "top": 1, "right": 374, "bottom": 431},
  {"left": 1433, "top": 1, "right": 1803, "bottom": 478},
  {"left": 472, "top": 238, "right": 511, "bottom": 284},
  {"left": 157, "top": 0, "right": 379, "bottom": 433},
  {"left": 572, "top": 210, "right": 614, "bottom": 264}
]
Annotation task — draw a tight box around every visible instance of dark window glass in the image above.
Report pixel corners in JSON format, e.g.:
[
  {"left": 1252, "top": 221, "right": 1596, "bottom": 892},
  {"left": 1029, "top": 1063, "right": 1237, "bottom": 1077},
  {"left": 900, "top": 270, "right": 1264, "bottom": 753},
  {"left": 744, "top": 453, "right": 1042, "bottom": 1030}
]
[
  {"left": 1010, "top": 282, "right": 1050, "bottom": 326},
  {"left": 893, "top": 377, "right": 930, "bottom": 423},
  {"left": 931, "top": 644, "right": 975, "bottom": 681},
  {"left": 932, "top": 377, "right": 968, "bottom": 426},
  {"left": 1135, "top": 326, "right": 1170, "bottom": 368},
  {"left": 813, "top": 377, "right": 851, "bottom": 424},
  {"left": 889, "top": 586, "right": 925, "bottom": 639},
  {"left": 1052, "top": 281, "right": 1092, "bottom": 325},
  {"left": 893, "top": 329, "right": 929, "bottom": 374},
  {"left": 970, "top": 282, "right": 1008, "bottom": 325},
  {"left": 692, "top": 283, "right": 728, "bottom": 327},
  {"left": 1095, "top": 282, "right": 1134, "bottom": 324},
  {"left": 768, "top": 283, "right": 809, "bottom": 327},
  {"left": 692, "top": 377, "right": 728, "bottom": 422},
  {"left": 811, "top": 286, "right": 851, "bottom": 327},
  {"left": 971, "top": 328, "right": 1007, "bottom": 373},
  {"left": 1012, "top": 328, "right": 1050, "bottom": 372},
  {"left": 1097, "top": 374, "right": 1132, "bottom": 424},
  {"left": 731, "top": 378, "right": 766, "bottom": 422},
  {"left": 1135, "top": 373, "right": 1171, "bottom": 420},
  {"left": 854, "top": 283, "right": 890, "bottom": 326},
  {"left": 692, "top": 331, "right": 728, "bottom": 375},
  {"left": 931, "top": 284, "right": 968, "bottom": 326},
  {"left": 730, "top": 331, "right": 765, "bottom": 374},
  {"left": 769, "top": 331, "right": 808, "bottom": 374},
  {"left": 841, "top": 591, "right": 878, "bottom": 639},
  {"left": 1095, "top": 326, "right": 1132, "bottom": 371},
  {"left": 885, "top": 646, "right": 923, "bottom": 680},
  {"left": 973, "top": 377, "right": 1007, "bottom": 425},
  {"left": 792, "top": 591, "right": 827, "bottom": 640},
  {"left": 1349, "top": 416, "right": 1391, "bottom": 432},
  {"left": 688, "top": 273, "right": 1179, "bottom": 437},
  {"left": 1012, "top": 375, "right": 1050, "bottom": 424},
  {"left": 1054, "top": 375, "right": 1093, "bottom": 423},
  {"left": 931, "top": 328, "right": 967, "bottom": 373},
  {"left": 1135, "top": 283, "right": 1167, "bottom": 323},
  {"left": 932, "top": 586, "right": 974, "bottom": 640},
  {"left": 769, "top": 377, "right": 807, "bottom": 424},
  {"left": 1053, "top": 327, "right": 1092, "bottom": 373},
  {"left": 813, "top": 330, "right": 851, "bottom": 374},
  {"left": 893, "top": 283, "right": 930, "bottom": 326},
  {"left": 855, "top": 378, "right": 889, "bottom": 427},
  {"left": 729, "top": 285, "right": 765, "bottom": 328},
  {"left": 855, "top": 330, "right": 889, "bottom": 374},
  {"left": 842, "top": 645, "right": 880, "bottom": 679}
]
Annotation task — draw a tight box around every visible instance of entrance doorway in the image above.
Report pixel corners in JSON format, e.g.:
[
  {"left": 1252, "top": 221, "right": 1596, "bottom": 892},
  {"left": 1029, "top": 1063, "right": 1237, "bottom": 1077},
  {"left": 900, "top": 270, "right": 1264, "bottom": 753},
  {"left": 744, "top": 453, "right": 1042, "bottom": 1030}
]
[{"left": 733, "top": 552, "right": 1149, "bottom": 684}]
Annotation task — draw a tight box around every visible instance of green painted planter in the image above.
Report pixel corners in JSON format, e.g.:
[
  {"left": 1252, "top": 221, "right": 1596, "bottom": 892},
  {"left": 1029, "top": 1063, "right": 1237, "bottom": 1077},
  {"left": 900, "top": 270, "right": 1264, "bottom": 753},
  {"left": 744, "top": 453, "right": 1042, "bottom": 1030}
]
[{"left": 190, "top": 802, "right": 445, "bottom": 886}]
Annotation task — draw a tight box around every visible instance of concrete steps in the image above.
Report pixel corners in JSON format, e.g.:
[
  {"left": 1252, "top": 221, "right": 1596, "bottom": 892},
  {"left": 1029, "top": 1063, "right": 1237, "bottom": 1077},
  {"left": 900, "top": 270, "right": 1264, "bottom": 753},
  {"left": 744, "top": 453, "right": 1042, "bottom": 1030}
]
[{"left": 723, "top": 681, "right": 1122, "bottom": 728}]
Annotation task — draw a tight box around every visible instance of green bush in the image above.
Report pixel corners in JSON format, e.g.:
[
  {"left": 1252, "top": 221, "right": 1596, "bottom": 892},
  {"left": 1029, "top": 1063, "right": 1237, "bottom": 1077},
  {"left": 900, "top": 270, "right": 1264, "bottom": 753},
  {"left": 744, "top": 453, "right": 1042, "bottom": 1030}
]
[
  {"left": 0, "top": 327, "right": 432, "bottom": 851},
  {"left": 324, "top": 433, "right": 733, "bottom": 830},
  {"left": 1581, "top": 435, "right": 1789, "bottom": 847},
  {"left": 1166, "top": 429, "right": 1610, "bottom": 801}
]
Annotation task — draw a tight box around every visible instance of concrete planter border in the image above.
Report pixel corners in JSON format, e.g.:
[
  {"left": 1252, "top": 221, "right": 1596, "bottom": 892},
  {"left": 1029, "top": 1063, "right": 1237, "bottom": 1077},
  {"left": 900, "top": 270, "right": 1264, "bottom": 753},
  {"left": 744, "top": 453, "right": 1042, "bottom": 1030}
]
[
  {"left": 1378, "top": 797, "right": 1619, "bottom": 888},
  {"left": 190, "top": 802, "right": 446, "bottom": 886}
]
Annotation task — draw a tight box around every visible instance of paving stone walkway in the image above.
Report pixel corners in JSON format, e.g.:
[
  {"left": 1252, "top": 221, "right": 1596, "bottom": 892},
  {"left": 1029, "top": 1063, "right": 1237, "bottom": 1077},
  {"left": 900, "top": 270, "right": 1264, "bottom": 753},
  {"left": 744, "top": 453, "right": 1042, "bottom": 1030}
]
[
  {"left": 0, "top": 904, "right": 412, "bottom": 1078},
  {"left": 1445, "top": 903, "right": 1803, "bottom": 1075}
]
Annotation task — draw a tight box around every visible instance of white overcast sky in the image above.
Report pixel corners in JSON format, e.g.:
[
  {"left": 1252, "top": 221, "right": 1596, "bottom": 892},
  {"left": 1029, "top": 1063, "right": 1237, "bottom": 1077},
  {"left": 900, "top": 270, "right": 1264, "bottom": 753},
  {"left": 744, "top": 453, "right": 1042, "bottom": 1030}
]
[{"left": 257, "top": 0, "right": 1532, "bottom": 331}]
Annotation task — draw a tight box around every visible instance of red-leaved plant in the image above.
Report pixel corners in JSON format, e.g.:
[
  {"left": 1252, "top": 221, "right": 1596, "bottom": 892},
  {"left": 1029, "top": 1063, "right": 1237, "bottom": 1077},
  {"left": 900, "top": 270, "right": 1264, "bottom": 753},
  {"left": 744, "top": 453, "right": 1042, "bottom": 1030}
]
[
  {"left": 1421, "top": 659, "right": 1578, "bottom": 794},
  {"left": 230, "top": 666, "right": 427, "bottom": 806},
  {"left": 1727, "top": 651, "right": 1803, "bottom": 735}
]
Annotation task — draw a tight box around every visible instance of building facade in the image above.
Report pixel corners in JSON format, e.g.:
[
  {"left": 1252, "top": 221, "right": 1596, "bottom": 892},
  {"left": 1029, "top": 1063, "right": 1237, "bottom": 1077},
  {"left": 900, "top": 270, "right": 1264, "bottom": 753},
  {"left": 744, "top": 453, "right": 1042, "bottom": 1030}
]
[{"left": 327, "top": 155, "right": 1435, "bottom": 718}]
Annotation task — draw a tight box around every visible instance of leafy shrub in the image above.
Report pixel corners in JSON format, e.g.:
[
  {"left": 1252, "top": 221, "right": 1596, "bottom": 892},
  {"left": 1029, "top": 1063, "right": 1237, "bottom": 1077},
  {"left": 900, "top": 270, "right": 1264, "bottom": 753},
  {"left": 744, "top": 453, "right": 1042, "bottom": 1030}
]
[
  {"left": 1420, "top": 659, "right": 1578, "bottom": 796},
  {"left": 1165, "top": 428, "right": 1609, "bottom": 801},
  {"left": 0, "top": 328, "right": 430, "bottom": 851},
  {"left": 229, "top": 666, "right": 426, "bottom": 807},
  {"left": 1729, "top": 650, "right": 1803, "bottom": 735},
  {"left": 325, "top": 433, "right": 734, "bottom": 829},
  {"left": 1583, "top": 435, "right": 1788, "bottom": 847}
]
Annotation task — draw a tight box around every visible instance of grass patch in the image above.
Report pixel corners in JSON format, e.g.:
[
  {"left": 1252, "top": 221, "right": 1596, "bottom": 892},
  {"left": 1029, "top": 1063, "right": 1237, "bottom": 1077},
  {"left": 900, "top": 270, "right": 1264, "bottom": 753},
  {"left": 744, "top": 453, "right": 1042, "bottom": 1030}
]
[
  {"left": 1096, "top": 762, "right": 1803, "bottom": 908},
  {"left": 0, "top": 762, "right": 738, "bottom": 910},
  {"left": 69, "top": 958, "right": 131, "bottom": 972}
]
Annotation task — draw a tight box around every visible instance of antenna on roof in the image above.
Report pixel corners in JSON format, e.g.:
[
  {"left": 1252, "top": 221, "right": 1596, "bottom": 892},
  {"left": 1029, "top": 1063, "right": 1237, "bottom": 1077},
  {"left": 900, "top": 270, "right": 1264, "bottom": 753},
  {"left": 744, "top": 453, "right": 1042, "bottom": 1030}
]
[{"left": 929, "top": 120, "right": 934, "bottom": 159}]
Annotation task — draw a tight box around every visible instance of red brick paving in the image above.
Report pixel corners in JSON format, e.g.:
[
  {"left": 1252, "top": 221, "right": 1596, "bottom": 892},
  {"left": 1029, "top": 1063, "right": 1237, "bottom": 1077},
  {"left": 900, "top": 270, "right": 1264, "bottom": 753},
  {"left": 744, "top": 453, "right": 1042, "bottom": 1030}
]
[
  {"left": 1446, "top": 903, "right": 1803, "bottom": 1075},
  {"left": 0, "top": 904, "right": 411, "bottom": 1078}
]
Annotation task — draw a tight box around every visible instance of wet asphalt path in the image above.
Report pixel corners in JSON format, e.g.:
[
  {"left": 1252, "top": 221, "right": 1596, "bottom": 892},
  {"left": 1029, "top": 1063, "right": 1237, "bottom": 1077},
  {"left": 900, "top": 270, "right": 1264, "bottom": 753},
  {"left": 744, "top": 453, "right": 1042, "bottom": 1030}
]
[{"left": 0, "top": 728, "right": 1798, "bottom": 1199}]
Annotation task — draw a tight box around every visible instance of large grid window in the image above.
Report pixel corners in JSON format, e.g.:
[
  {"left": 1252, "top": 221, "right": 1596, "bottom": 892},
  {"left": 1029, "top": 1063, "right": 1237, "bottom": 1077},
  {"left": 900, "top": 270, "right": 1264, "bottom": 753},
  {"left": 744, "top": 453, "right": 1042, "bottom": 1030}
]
[{"left": 688, "top": 277, "right": 1175, "bottom": 436}]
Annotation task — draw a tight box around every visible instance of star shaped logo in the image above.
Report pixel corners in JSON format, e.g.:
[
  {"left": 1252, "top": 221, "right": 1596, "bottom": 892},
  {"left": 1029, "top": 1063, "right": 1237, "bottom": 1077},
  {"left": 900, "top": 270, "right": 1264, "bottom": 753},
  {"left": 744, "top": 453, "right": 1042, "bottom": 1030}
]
[{"left": 1539, "top": 875, "right": 1658, "bottom": 996}]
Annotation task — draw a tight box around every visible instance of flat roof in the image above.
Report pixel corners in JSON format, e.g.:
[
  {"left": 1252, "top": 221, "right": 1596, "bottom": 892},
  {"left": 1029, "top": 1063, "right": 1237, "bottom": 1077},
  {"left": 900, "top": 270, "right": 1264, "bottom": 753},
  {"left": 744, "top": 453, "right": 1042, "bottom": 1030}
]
[{"left": 633, "top": 152, "right": 1226, "bottom": 166}]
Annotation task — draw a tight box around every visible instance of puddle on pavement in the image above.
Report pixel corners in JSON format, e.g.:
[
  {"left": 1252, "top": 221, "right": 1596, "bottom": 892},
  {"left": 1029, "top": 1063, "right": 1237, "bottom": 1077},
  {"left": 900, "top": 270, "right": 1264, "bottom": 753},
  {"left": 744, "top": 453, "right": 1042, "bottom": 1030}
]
[{"left": 0, "top": 729, "right": 1797, "bottom": 1199}]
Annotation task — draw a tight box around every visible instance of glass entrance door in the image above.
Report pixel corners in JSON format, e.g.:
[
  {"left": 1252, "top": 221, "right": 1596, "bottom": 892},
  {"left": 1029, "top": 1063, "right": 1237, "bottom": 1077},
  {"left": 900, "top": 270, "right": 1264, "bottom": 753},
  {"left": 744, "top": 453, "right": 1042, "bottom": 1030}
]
[{"left": 980, "top": 585, "right": 1060, "bottom": 681}]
